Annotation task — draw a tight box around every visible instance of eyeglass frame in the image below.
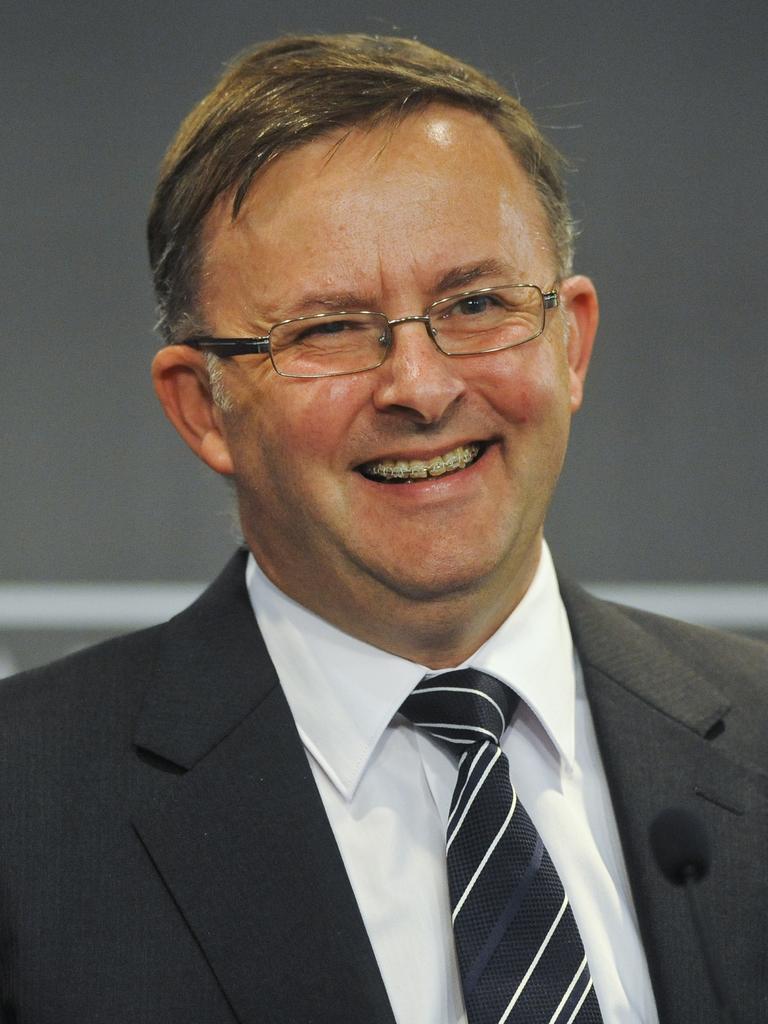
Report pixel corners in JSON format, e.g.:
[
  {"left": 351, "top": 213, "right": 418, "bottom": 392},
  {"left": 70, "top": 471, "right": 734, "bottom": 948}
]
[{"left": 177, "top": 283, "right": 560, "bottom": 379}]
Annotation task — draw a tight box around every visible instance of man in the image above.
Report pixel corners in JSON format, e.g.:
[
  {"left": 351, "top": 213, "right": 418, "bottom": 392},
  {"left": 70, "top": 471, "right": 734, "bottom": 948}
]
[{"left": 1, "top": 33, "right": 765, "bottom": 1024}]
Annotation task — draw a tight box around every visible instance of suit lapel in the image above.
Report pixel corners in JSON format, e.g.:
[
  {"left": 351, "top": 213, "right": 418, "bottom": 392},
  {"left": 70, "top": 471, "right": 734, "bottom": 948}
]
[
  {"left": 132, "top": 552, "right": 395, "bottom": 1024},
  {"left": 560, "top": 579, "right": 768, "bottom": 1023}
]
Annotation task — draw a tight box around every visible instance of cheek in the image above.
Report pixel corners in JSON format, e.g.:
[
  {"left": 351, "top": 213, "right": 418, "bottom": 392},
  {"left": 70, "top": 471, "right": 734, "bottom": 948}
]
[
  {"left": 282, "top": 377, "right": 366, "bottom": 460},
  {"left": 482, "top": 343, "right": 570, "bottom": 426},
  {"left": 227, "top": 373, "right": 366, "bottom": 479},
  {"left": 525, "top": 368, "right": 571, "bottom": 424}
]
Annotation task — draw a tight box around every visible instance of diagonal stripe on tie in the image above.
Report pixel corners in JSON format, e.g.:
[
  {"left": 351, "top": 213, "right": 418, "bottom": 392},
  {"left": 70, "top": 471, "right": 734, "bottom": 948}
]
[
  {"left": 400, "top": 668, "right": 603, "bottom": 1024},
  {"left": 462, "top": 834, "right": 544, "bottom": 997}
]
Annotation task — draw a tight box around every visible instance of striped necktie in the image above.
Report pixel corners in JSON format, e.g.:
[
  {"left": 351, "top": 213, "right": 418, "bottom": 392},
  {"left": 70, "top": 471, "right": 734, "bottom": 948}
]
[{"left": 401, "top": 668, "right": 603, "bottom": 1024}]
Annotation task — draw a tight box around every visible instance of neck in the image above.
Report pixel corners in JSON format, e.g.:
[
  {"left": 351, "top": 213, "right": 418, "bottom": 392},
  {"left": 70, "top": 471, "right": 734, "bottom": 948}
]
[{"left": 249, "top": 538, "right": 542, "bottom": 669}]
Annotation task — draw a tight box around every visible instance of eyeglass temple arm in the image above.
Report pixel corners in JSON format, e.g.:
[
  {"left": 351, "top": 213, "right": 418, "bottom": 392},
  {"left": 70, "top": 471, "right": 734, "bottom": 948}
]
[
  {"left": 542, "top": 290, "right": 558, "bottom": 309},
  {"left": 177, "top": 337, "right": 271, "bottom": 355}
]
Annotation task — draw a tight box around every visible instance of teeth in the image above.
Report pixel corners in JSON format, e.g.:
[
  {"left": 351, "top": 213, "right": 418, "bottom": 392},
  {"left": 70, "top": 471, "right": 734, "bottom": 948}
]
[{"left": 365, "top": 443, "right": 481, "bottom": 481}]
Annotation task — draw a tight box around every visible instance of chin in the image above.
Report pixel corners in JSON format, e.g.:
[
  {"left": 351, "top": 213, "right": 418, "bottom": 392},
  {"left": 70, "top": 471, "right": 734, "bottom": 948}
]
[{"left": 365, "top": 550, "right": 512, "bottom": 603}]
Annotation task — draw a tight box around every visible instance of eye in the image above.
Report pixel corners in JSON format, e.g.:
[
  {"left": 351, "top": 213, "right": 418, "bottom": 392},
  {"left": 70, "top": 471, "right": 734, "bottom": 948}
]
[
  {"left": 275, "top": 314, "right": 384, "bottom": 358},
  {"left": 436, "top": 291, "right": 505, "bottom": 321},
  {"left": 454, "top": 293, "right": 499, "bottom": 315},
  {"left": 295, "top": 318, "right": 355, "bottom": 340}
]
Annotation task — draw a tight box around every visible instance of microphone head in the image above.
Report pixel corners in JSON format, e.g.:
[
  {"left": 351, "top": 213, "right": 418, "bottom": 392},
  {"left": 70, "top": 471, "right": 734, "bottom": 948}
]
[{"left": 649, "top": 806, "right": 711, "bottom": 885}]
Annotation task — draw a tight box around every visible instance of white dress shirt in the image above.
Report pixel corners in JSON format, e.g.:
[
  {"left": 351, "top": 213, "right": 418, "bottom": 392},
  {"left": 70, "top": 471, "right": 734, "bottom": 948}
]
[{"left": 246, "top": 542, "right": 659, "bottom": 1023}]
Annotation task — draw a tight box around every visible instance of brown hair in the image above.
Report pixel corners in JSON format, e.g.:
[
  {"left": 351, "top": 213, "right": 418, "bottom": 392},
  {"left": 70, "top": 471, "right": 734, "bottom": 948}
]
[{"left": 147, "top": 33, "right": 574, "bottom": 342}]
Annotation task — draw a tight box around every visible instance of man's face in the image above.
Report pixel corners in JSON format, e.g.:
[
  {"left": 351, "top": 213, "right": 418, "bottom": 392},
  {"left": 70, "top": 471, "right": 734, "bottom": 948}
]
[{"left": 160, "top": 105, "right": 597, "bottom": 641}]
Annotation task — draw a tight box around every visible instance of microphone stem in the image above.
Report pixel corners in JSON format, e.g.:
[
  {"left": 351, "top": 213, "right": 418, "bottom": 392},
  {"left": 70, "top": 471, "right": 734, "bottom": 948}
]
[{"left": 683, "top": 871, "right": 736, "bottom": 1024}]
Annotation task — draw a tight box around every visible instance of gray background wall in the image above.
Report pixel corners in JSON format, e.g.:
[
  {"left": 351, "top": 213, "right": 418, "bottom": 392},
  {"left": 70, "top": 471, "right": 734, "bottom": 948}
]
[{"left": 2, "top": 2, "right": 766, "bottom": 611}]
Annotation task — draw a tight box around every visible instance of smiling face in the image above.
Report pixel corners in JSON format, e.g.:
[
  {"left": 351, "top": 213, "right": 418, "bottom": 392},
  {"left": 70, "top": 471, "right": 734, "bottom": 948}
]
[{"left": 153, "top": 104, "right": 598, "bottom": 663}]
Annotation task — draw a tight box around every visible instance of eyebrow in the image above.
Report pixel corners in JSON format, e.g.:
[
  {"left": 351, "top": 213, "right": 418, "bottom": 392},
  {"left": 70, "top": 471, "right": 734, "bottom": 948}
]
[
  {"left": 288, "top": 290, "right": 380, "bottom": 316},
  {"left": 434, "top": 258, "right": 518, "bottom": 294}
]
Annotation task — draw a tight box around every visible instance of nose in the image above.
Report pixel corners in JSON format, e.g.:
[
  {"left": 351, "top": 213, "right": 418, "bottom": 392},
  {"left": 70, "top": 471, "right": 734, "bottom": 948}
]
[{"left": 370, "top": 319, "right": 467, "bottom": 423}]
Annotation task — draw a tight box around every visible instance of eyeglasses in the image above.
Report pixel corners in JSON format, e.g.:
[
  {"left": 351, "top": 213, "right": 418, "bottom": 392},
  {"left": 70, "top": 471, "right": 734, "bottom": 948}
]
[{"left": 178, "top": 284, "right": 559, "bottom": 379}]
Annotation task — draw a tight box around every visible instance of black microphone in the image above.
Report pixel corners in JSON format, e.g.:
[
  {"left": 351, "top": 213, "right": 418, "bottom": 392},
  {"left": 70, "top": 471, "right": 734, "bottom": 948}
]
[
  {"left": 649, "top": 807, "right": 737, "bottom": 1024},
  {"left": 650, "top": 806, "right": 710, "bottom": 884}
]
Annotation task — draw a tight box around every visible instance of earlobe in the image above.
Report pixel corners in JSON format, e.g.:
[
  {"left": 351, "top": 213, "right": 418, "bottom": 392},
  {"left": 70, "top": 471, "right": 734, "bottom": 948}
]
[
  {"left": 558, "top": 275, "right": 599, "bottom": 412},
  {"left": 198, "top": 423, "right": 235, "bottom": 475},
  {"left": 151, "top": 347, "right": 235, "bottom": 476}
]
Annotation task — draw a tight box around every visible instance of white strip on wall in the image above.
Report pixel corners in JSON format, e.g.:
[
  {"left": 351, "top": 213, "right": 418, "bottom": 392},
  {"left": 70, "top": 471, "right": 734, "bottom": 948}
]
[
  {"left": 0, "top": 582, "right": 766, "bottom": 632},
  {"left": 584, "top": 583, "right": 768, "bottom": 631},
  {"left": 0, "top": 584, "right": 204, "bottom": 631}
]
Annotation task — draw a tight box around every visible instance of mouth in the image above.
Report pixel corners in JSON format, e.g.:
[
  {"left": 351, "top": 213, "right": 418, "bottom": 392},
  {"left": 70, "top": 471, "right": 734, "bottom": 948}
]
[{"left": 358, "top": 442, "right": 485, "bottom": 483}]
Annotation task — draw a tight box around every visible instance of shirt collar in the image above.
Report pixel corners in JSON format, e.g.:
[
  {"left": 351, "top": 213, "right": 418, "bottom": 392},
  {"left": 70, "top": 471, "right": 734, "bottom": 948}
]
[{"left": 246, "top": 540, "right": 575, "bottom": 800}]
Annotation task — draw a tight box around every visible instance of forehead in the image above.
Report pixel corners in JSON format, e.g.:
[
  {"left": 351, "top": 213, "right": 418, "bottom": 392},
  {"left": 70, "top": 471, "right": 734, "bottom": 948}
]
[{"left": 198, "top": 105, "right": 555, "bottom": 321}]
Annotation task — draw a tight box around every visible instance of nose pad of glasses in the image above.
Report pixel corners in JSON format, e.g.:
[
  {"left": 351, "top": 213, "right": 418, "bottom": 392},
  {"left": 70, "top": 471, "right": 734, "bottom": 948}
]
[{"left": 378, "top": 324, "right": 393, "bottom": 350}]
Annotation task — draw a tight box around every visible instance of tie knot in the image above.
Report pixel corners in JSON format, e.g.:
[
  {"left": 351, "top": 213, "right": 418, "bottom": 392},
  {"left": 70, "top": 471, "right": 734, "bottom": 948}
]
[{"left": 400, "top": 668, "right": 517, "bottom": 752}]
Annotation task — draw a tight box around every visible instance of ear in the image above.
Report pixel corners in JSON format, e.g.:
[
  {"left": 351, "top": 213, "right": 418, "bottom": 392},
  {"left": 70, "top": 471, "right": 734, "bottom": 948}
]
[
  {"left": 557, "top": 275, "right": 599, "bottom": 412},
  {"left": 151, "top": 345, "right": 235, "bottom": 476}
]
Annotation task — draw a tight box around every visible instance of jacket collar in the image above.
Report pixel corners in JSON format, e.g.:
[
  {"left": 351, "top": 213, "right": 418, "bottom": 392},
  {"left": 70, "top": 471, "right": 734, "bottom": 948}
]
[
  {"left": 134, "top": 548, "right": 269, "bottom": 770},
  {"left": 558, "top": 576, "right": 731, "bottom": 738}
]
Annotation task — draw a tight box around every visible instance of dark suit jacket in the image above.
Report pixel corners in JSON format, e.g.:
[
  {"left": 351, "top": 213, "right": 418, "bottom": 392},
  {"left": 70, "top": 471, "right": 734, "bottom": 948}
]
[{"left": 0, "top": 550, "right": 766, "bottom": 1023}]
